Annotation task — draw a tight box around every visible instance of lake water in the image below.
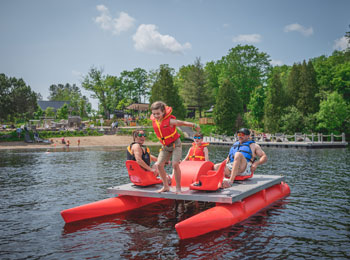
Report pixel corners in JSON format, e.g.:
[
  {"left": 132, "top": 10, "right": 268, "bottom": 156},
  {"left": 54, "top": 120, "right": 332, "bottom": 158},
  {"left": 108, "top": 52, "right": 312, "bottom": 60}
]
[{"left": 0, "top": 145, "right": 349, "bottom": 259}]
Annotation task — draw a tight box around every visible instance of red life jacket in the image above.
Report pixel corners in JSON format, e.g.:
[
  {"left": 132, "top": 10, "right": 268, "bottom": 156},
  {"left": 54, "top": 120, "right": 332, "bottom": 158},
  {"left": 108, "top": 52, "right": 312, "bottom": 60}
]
[
  {"left": 188, "top": 142, "right": 209, "bottom": 161},
  {"left": 150, "top": 106, "right": 180, "bottom": 146}
]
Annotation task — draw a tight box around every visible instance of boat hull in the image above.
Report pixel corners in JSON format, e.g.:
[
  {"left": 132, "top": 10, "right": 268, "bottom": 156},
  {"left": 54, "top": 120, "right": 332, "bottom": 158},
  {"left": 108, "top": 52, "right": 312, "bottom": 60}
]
[
  {"left": 175, "top": 182, "right": 290, "bottom": 239},
  {"left": 61, "top": 195, "right": 166, "bottom": 223}
]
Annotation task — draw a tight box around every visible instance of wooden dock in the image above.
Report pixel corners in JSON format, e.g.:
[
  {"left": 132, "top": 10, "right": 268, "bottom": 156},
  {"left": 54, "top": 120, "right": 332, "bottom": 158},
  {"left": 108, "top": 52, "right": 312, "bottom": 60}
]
[
  {"left": 202, "top": 132, "right": 348, "bottom": 149},
  {"left": 107, "top": 174, "right": 285, "bottom": 204},
  {"left": 207, "top": 140, "right": 348, "bottom": 148}
]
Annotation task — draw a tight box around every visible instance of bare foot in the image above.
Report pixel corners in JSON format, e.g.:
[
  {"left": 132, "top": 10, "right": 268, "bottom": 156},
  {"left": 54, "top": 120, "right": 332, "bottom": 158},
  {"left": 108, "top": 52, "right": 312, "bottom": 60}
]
[
  {"left": 175, "top": 189, "right": 182, "bottom": 194},
  {"left": 175, "top": 186, "right": 182, "bottom": 194},
  {"left": 157, "top": 186, "right": 170, "bottom": 193}
]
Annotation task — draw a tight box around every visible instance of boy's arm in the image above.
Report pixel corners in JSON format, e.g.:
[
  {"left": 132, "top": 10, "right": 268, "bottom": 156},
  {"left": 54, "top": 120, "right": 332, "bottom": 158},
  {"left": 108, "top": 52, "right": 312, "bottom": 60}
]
[{"left": 169, "top": 119, "right": 200, "bottom": 131}]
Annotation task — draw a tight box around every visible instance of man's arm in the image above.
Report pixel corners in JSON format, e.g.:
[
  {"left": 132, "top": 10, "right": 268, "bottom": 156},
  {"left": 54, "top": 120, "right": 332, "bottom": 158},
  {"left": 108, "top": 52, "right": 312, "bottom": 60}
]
[{"left": 251, "top": 144, "right": 267, "bottom": 174}]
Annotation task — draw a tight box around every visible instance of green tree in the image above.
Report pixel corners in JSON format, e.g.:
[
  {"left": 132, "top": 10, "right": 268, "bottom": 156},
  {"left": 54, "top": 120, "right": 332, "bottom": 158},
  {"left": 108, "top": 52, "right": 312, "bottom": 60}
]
[
  {"left": 49, "top": 83, "right": 91, "bottom": 117},
  {"left": 286, "top": 63, "right": 301, "bottom": 107},
  {"left": 150, "top": 64, "right": 186, "bottom": 118},
  {"left": 214, "top": 79, "right": 243, "bottom": 134},
  {"left": 218, "top": 45, "right": 271, "bottom": 111},
  {"left": 331, "top": 62, "right": 350, "bottom": 102},
  {"left": 246, "top": 85, "right": 266, "bottom": 130},
  {"left": 297, "top": 60, "right": 319, "bottom": 115},
  {"left": 82, "top": 67, "right": 110, "bottom": 119},
  {"left": 56, "top": 103, "right": 69, "bottom": 119},
  {"left": 280, "top": 106, "right": 304, "bottom": 134},
  {"left": 120, "top": 68, "right": 149, "bottom": 103},
  {"left": 316, "top": 91, "right": 349, "bottom": 134},
  {"left": 0, "top": 74, "right": 38, "bottom": 122},
  {"left": 0, "top": 73, "right": 12, "bottom": 121},
  {"left": 45, "top": 107, "right": 55, "bottom": 118},
  {"left": 180, "top": 57, "right": 211, "bottom": 117},
  {"left": 264, "top": 72, "right": 284, "bottom": 133},
  {"left": 33, "top": 106, "right": 44, "bottom": 120},
  {"left": 204, "top": 61, "right": 219, "bottom": 106}
]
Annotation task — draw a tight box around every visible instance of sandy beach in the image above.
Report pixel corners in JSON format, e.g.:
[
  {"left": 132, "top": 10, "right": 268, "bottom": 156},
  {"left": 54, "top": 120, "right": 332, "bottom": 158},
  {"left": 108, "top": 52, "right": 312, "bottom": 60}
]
[{"left": 0, "top": 135, "right": 159, "bottom": 150}]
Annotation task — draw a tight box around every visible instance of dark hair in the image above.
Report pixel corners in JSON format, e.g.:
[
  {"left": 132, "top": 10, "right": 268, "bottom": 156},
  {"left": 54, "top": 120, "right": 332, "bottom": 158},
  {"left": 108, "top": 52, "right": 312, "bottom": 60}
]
[
  {"left": 132, "top": 129, "right": 145, "bottom": 141},
  {"left": 150, "top": 101, "right": 166, "bottom": 112}
]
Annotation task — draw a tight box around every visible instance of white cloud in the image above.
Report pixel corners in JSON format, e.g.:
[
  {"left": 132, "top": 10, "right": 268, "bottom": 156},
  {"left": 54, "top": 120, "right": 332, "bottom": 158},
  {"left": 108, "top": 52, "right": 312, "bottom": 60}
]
[
  {"left": 270, "top": 59, "right": 283, "bottom": 66},
  {"left": 132, "top": 24, "right": 191, "bottom": 54},
  {"left": 232, "top": 34, "right": 262, "bottom": 43},
  {"left": 284, "top": 23, "right": 313, "bottom": 36},
  {"left": 94, "top": 5, "right": 135, "bottom": 35},
  {"left": 333, "top": 36, "right": 349, "bottom": 51}
]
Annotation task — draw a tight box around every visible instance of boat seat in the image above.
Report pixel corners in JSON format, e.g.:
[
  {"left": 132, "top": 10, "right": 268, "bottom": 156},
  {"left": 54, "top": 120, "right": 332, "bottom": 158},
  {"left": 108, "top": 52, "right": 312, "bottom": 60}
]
[
  {"left": 235, "top": 171, "right": 253, "bottom": 181},
  {"left": 125, "top": 160, "right": 163, "bottom": 186},
  {"left": 190, "top": 160, "right": 227, "bottom": 191}
]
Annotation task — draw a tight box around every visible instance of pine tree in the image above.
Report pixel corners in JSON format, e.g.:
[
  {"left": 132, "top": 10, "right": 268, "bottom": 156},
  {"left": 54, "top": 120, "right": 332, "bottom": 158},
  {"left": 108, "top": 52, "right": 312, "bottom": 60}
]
[
  {"left": 286, "top": 63, "right": 301, "bottom": 107},
  {"left": 264, "top": 72, "right": 284, "bottom": 133},
  {"left": 297, "top": 60, "right": 319, "bottom": 115},
  {"left": 150, "top": 65, "right": 186, "bottom": 118},
  {"left": 214, "top": 79, "right": 243, "bottom": 135},
  {"left": 180, "top": 57, "right": 211, "bottom": 117}
]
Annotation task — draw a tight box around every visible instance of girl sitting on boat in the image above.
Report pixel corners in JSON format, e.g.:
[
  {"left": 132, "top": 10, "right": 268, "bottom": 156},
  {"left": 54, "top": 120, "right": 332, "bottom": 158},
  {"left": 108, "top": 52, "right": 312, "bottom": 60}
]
[
  {"left": 127, "top": 130, "right": 158, "bottom": 174},
  {"left": 183, "top": 133, "right": 209, "bottom": 161}
]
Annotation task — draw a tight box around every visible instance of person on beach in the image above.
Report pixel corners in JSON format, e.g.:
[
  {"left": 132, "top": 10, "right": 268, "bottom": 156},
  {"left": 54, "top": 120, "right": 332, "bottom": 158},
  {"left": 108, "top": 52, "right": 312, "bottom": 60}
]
[
  {"left": 150, "top": 101, "right": 200, "bottom": 193},
  {"left": 183, "top": 132, "right": 209, "bottom": 161},
  {"left": 215, "top": 128, "right": 267, "bottom": 188},
  {"left": 126, "top": 129, "right": 158, "bottom": 174}
]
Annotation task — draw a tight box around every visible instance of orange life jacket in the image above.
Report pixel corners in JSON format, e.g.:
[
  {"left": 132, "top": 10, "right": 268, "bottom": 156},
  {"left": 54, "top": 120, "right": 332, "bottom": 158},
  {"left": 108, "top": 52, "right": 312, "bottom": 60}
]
[
  {"left": 150, "top": 106, "right": 180, "bottom": 146},
  {"left": 188, "top": 142, "right": 209, "bottom": 161}
]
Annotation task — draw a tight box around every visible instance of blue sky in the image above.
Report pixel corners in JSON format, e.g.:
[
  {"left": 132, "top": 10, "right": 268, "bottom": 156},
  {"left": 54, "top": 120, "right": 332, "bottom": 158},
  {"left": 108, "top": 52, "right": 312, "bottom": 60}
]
[{"left": 1, "top": 0, "right": 349, "bottom": 109}]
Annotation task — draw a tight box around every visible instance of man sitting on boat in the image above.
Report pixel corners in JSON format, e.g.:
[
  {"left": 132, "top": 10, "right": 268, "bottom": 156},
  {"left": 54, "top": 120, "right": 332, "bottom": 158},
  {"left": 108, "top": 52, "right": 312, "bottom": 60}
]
[
  {"left": 127, "top": 130, "right": 158, "bottom": 174},
  {"left": 183, "top": 133, "right": 209, "bottom": 161},
  {"left": 215, "top": 128, "right": 268, "bottom": 188}
]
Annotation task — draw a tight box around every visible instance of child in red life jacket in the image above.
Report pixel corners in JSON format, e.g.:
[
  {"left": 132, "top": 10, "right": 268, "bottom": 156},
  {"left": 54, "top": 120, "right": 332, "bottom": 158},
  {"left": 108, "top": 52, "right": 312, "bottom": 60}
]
[
  {"left": 183, "top": 133, "right": 209, "bottom": 161},
  {"left": 150, "top": 101, "right": 200, "bottom": 193}
]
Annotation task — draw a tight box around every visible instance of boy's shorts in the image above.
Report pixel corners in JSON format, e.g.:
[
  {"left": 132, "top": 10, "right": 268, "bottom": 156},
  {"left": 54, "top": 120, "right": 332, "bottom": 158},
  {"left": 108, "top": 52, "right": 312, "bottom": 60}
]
[
  {"left": 157, "top": 138, "right": 182, "bottom": 164},
  {"left": 226, "top": 161, "right": 252, "bottom": 176}
]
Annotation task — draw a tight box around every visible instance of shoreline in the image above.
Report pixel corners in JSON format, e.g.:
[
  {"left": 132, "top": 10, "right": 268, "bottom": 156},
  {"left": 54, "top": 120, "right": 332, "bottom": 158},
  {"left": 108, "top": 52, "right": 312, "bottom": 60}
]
[{"left": 0, "top": 135, "right": 160, "bottom": 150}]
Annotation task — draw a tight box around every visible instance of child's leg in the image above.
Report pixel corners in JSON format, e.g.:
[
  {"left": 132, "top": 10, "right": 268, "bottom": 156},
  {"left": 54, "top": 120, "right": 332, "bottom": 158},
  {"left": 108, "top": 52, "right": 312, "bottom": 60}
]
[
  {"left": 171, "top": 139, "right": 183, "bottom": 193},
  {"left": 155, "top": 149, "right": 171, "bottom": 193},
  {"left": 156, "top": 162, "right": 169, "bottom": 192},
  {"left": 172, "top": 161, "right": 181, "bottom": 193}
]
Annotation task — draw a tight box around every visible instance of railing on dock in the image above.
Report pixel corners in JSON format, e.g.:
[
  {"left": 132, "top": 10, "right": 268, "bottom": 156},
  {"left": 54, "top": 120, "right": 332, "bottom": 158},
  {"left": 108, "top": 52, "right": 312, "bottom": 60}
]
[{"left": 203, "top": 133, "right": 347, "bottom": 146}]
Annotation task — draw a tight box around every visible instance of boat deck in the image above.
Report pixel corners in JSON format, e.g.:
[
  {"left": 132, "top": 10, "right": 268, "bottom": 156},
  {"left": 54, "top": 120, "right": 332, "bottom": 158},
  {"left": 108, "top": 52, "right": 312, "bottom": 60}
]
[{"left": 108, "top": 174, "right": 285, "bottom": 204}]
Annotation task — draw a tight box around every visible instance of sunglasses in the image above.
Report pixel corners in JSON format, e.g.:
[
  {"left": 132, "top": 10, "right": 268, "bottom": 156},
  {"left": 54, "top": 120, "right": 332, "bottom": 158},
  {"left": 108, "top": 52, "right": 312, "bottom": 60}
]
[
  {"left": 137, "top": 133, "right": 146, "bottom": 137},
  {"left": 237, "top": 133, "right": 246, "bottom": 137},
  {"left": 194, "top": 136, "right": 201, "bottom": 139}
]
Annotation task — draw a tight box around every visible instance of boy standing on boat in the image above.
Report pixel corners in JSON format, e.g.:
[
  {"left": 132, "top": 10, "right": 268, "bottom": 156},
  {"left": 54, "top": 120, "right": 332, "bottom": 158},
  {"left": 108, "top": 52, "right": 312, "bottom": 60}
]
[
  {"left": 183, "top": 133, "right": 209, "bottom": 161},
  {"left": 216, "top": 128, "right": 267, "bottom": 188},
  {"left": 150, "top": 101, "right": 200, "bottom": 193}
]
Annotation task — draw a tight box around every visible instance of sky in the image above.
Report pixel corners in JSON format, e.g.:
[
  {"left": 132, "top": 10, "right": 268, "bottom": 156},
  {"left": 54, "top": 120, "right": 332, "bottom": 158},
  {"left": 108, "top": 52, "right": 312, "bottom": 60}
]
[{"left": 1, "top": 0, "right": 349, "bottom": 109}]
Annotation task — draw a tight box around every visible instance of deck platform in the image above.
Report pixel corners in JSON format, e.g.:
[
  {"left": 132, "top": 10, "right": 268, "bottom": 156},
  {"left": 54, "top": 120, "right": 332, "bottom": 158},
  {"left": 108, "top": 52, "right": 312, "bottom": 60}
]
[{"left": 107, "top": 174, "right": 285, "bottom": 204}]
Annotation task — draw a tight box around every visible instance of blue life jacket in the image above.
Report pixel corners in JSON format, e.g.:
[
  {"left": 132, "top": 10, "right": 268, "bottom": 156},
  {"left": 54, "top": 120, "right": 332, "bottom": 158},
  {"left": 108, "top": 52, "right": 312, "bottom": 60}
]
[{"left": 229, "top": 140, "right": 255, "bottom": 163}]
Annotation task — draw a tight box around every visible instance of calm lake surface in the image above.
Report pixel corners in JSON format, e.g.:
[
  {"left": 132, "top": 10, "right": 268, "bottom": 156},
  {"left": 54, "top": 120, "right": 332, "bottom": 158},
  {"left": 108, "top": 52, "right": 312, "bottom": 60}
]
[{"left": 0, "top": 145, "right": 349, "bottom": 260}]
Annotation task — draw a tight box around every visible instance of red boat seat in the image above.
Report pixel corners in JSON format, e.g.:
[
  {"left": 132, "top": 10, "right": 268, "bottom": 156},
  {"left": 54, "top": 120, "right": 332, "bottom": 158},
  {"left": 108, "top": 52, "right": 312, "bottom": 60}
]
[
  {"left": 190, "top": 160, "right": 227, "bottom": 191},
  {"left": 235, "top": 171, "right": 253, "bottom": 181},
  {"left": 125, "top": 160, "right": 163, "bottom": 186}
]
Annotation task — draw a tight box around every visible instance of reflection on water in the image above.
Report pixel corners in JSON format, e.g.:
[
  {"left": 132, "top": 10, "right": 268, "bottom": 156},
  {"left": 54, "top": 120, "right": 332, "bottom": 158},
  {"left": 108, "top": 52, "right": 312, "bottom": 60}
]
[{"left": 0, "top": 146, "right": 349, "bottom": 259}]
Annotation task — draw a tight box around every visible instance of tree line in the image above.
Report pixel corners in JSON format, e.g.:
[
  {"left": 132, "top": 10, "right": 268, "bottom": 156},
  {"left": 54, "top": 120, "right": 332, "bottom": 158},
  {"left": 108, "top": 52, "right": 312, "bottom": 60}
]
[{"left": 1, "top": 29, "right": 349, "bottom": 136}]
